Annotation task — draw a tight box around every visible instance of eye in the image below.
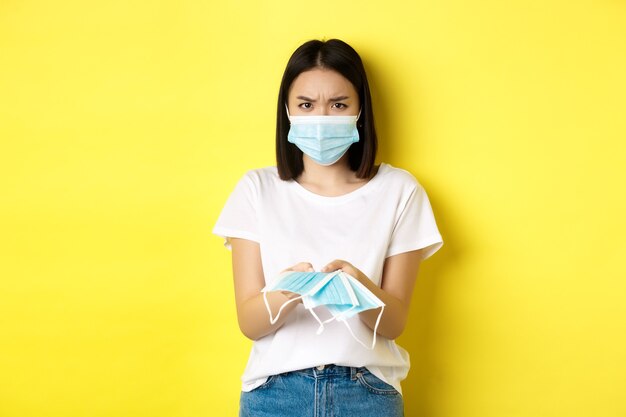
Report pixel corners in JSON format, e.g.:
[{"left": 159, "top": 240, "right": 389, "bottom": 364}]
[
  {"left": 332, "top": 103, "right": 347, "bottom": 109},
  {"left": 298, "top": 102, "right": 312, "bottom": 109}
]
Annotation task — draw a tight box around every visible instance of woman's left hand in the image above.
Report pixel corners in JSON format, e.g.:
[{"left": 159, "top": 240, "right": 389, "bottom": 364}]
[
  {"left": 320, "top": 251, "right": 425, "bottom": 340},
  {"left": 321, "top": 259, "right": 369, "bottom": 285}
]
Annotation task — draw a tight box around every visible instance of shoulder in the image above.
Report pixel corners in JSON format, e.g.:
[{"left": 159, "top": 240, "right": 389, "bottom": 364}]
[
  {"left": 240, "top": 166, "right": 280, "bottom": 185},
  {"left": 235, "top": 166, "right": 287, "bottom": 198},
  {"left": 378, "top": 163, "right": 424, "bottom": 192}
]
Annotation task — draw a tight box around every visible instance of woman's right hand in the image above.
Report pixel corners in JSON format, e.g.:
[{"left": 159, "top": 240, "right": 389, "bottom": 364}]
[
  {"left": 278, "top": 262, "right": 314, "bottom": 300},
  {"left": 282, "top": 262, "right": 315, "bottom": 273}
]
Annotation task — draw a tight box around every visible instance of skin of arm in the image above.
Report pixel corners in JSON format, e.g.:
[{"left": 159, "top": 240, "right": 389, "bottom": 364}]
[
  {"left": 320, "top": 249, "right": 425, "bottom": 340},
  {"left": 230, "top": 237, "right": 311, "bottom": 341}
]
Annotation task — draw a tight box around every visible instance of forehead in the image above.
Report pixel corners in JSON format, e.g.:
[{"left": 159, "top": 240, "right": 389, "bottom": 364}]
[{"left": 289, "top": 68, "right": 357, "bottom": 97}]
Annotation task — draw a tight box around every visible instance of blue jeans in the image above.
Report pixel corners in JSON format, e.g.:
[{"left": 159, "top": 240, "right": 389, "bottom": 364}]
[{"left": 239, "top": 364, "right": 404, "bottom": 417}]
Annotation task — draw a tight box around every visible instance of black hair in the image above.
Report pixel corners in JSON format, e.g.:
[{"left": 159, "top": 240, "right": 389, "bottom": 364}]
[{"left": 276, "top": 39, "right": 378, "bottom": 180}]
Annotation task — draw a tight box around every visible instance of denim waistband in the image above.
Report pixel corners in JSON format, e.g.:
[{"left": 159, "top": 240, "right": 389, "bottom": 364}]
[{"left": 294, "top": 364, "right": 365, "bottom": 380}]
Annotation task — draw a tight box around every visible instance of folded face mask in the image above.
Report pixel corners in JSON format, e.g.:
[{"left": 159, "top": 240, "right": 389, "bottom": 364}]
[{"left": 261, "top": 270, "right": 385, "bottom": 349}]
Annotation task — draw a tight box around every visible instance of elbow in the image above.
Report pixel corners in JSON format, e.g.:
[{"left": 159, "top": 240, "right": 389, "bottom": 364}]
[
  {"left": 236, "top": 299, "right": 279, "bottom": 340},
  {"left": 388, "top": 317, "right": 410, "bottom": 340},
  {"left": 239, "top": 326, "right": 257, "bottom": 341},
  {"left": 238, "top": 319, "right": 262, "bottom": 341},
  {"left": 238, "top": 317, "right": 278, "bottom": 341},
  {"left": 372, "top": 309, "right": 408, "bottom": 340},
  {"left": 378, "top": 324, "right": 406, "bottom": 341}
]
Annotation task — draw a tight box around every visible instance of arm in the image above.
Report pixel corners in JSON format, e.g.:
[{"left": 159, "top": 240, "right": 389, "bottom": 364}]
[
  {"left": 321, "top": 248, "right": 424, "bottom": 340},
  {"left": 231, "top": 237, "right": 310, "bottom": 341}
]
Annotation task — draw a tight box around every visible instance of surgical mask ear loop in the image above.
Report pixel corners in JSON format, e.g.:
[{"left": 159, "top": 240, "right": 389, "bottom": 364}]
[
  {"left": 339, "top": 304, "right": 385, "bottom": 350},
  {"left": 307, "top": 305, "right": 327, "bottom": 335},
  {"left": 263, "top": 290, "right": 304, "bottom": 324}
]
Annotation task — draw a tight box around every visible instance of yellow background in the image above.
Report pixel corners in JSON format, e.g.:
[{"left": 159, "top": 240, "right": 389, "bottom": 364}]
[{"left": 1, "top": 0, "right": 625, "bottom": 416}]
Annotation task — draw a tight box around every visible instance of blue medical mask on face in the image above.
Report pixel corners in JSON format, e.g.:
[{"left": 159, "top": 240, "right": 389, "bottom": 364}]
[
  {"left": 262, "top": 270, "right": 385, "bottom": 349},
  {"left": 286, "top": 107, "right": 361, "bottom": 166}
]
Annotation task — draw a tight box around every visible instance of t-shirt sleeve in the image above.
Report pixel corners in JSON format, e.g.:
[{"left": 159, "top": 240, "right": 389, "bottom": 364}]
[
  {"left": 212, "top": 172, "right": 259, "bottom": 250},
  {"left": 385, "top": 182, "right": 443, "bottom": 260}
]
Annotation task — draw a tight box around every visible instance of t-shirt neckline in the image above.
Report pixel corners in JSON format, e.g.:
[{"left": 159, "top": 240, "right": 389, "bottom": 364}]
[{"left": 288, "top": 163, "right": 388, "bottom": 203}]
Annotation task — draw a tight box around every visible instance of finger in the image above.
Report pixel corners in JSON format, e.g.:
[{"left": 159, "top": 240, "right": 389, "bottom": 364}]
[
  {"left": 280, "top": 290, "right": 302, "bottom": 301},
  {"left": 283, "top": 262, "right": 314, "bottom": 273},
  {"left": 321, "top": 259, "right": 347, "bottom": 273}
]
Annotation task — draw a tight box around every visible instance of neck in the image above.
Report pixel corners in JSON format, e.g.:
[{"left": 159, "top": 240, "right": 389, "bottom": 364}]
[
  {"left": 296, "top": 155, "right": 379, "bottom": 197},
  {"left": 299, "top": 155, "right": 356, "bottom": 187}
]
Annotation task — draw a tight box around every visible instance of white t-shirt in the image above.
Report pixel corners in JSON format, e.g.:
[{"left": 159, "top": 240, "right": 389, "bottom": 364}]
[{"left": 212, "top": 162, "right": 443, "bottom": 394}]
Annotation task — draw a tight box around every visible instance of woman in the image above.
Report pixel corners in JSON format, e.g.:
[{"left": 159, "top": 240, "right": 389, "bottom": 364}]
[{"left": 213, "top": 38, "right": 443, "bottom": 416}]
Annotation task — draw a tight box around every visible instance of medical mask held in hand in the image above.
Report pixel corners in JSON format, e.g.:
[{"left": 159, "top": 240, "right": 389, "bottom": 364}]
[
  {"left": 261, "top": 270, "right": 385, "bottom": 349},
  {"left": 286, "top": 108, "right": 361, "bottom": 166}
]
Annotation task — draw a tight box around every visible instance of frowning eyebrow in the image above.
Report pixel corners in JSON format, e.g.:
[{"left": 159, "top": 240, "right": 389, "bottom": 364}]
[{"left": 296, "top": 95, "right": 350, "bottom": 102}]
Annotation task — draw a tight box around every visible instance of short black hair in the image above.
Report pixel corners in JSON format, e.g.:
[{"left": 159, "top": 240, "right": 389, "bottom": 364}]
[{"left": 276, "top": 39, "right": 378, "bottom": 180}]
